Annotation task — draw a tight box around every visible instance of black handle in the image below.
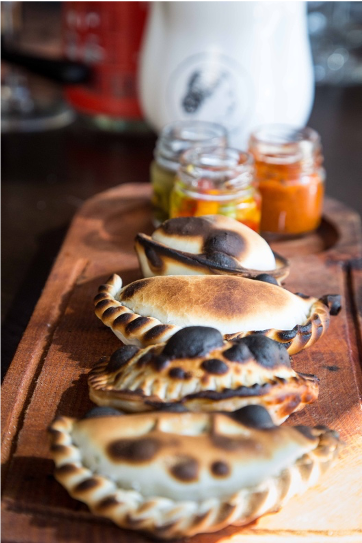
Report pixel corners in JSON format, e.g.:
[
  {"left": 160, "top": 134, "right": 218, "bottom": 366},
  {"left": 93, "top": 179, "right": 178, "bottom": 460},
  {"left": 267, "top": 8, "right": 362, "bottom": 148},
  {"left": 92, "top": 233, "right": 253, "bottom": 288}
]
[{"left": 1, "top": 41, "right": 91, "bottom": 85}]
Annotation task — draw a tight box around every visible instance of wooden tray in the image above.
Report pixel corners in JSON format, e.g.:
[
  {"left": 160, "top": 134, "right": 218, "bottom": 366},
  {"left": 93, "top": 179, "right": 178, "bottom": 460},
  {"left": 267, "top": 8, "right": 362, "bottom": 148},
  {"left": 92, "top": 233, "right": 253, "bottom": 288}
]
[{"left": 2, "top": 184, "right": 362, "bottom": 543}]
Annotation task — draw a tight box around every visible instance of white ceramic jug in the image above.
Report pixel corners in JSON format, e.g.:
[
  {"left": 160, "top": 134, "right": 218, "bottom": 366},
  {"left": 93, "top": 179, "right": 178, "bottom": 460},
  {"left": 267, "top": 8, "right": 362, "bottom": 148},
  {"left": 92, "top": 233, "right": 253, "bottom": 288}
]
[{"left": 139, "top": 2, "right": 314, "bottom": 148}]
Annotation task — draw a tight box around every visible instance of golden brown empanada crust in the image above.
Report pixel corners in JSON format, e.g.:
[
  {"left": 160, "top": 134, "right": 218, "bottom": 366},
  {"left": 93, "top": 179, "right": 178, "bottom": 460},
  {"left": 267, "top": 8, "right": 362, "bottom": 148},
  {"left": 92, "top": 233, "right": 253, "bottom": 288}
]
[
  {"left": 94, "top": 274, "right": 341, "bottom": 355},
  {"left": 49, "top": 406, "right": 342, "bottom": 539}
]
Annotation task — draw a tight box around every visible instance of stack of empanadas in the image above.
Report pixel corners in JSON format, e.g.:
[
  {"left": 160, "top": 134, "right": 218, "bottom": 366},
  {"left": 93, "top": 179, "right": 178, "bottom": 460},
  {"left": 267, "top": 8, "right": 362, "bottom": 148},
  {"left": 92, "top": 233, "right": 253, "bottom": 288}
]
[{"left": 50, "top": 214, "right": 343, "bottom": 539}]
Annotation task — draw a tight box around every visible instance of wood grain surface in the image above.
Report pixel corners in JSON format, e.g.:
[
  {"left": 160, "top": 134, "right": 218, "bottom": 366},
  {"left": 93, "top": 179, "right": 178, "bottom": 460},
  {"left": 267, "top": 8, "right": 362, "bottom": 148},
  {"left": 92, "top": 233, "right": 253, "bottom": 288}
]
[{"left": 2, "top": 183, "right": 362, "bottom": 543}]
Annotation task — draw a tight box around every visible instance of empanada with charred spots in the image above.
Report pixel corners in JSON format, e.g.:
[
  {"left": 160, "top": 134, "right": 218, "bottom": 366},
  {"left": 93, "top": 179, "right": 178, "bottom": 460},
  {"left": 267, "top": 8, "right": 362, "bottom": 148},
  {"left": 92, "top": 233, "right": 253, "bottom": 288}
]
[
  {"left": 49, "top": 405, "right": 342, "bottom": 539},
  {"left": 135, "top": 215, "right": 290, "bottom": 281},
  {"left": 94, "top": 274, "right": 341, "bottom": 355},
  {"left": 88, "top": 327, "right": 319, "bottom": 424}
]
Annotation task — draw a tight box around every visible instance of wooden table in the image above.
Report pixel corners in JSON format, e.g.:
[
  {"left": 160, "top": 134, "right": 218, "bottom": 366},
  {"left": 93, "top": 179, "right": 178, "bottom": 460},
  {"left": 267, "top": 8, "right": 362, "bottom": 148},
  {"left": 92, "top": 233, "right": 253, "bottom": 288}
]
[{"left": 2, "top": 183, "right": 362, "bottom": 542}]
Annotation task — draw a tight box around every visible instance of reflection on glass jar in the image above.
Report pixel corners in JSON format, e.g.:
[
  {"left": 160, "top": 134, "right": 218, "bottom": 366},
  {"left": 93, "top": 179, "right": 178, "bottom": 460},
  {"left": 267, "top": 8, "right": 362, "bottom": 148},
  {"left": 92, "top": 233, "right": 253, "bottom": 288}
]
[
  {"left": 150, "top": 121, "right": 227, "bottom": 225},
  {"left": 249, "top": 125, "right": 325, "bottom": 237},
  {"left": 170, "top": 147, "right": 261, "bottom": 232}
]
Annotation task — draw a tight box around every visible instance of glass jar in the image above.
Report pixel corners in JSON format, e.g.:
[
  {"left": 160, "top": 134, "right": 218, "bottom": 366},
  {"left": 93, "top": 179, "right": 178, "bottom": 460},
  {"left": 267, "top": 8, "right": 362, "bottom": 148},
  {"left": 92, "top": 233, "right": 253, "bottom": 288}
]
[
  {"left": 170, "top": 147, "right": 261, "bottom": 232},
  {"left": 249, "top": 125, "right": 325, "bottom": 237},
  {"left": 150, "top": 121, "right": 227, "bottom": 225}
]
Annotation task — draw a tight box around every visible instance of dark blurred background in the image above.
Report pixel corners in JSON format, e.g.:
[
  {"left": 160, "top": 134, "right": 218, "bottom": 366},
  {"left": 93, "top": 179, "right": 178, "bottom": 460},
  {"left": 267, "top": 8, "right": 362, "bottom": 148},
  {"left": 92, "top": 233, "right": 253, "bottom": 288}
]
[{"left": 2, "top": 1, "right": 362, "bottom": 375}]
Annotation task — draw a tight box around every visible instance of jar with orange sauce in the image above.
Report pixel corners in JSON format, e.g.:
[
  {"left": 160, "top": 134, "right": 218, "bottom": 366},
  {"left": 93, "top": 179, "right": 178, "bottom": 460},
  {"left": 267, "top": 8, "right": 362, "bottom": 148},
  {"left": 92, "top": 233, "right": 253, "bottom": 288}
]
[
  {"left": 249, "top": 125, "right": 325, "bottom": 237},
  {"left": 170, "top": 147, "right": 261, "bottom": 232}
]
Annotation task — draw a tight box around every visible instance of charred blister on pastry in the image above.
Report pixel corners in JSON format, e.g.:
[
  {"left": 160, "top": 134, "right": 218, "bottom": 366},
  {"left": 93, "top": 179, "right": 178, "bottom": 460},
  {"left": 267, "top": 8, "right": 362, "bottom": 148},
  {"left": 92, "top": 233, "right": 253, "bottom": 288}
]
[
  {"left": 126, "top": 316, "right": 151, "bottom": 334},
  {"left": 107, "top": 346, "right": 140, "bottom": 373},
  {"left": 162, "top": 326, "right": 224, "bottom": 359},
  {"left": 145, "top": 245, "right": 164, "bottom": 270},
  {"left": 122, "top": 279, "right": 151, "bottom": 300},
  {"left": 47, "top": 426, "right": 62, "bottom": 440},
  {"left": 201, "top": 359, "right": 229, "bottom": 375},
  {"left": 55, "top": 463, "right": 79, "bottom": 476},
  {"left": 319, "top": 294, "right": 342, "bottom": 316},
  {"left": 161, "top": 216, "right": 211, "bottom": 238},
  {"left": 295, "top": 292, "right": 312, "bottom": 300},
  {"left": 98, "top": 284, "right": 111, "bottom": 293},
  {"left": 113, "top": 312, "right": 134, "bottom": 328},
  {"left": 276, "top": 328, "right": 298, "bottom": 342},
  {"left": 168, "top": 367, "right": 192, "bottom": 380},
  {"left": 254, "top": 273, "right": 279, "bottom": 286},
  {"left": 156, "top": 404, "right": 189, "bottom": 413},
  {"left": 82, "top": 406, "right": 126, "bottom": 419},
  {"left": 210, "top": 461, "right": 230, "bottom": 477},
  {"left": 94, "top": 292, "right": 108, "bottom": 303},
  {"left": 170, "top": 457, "right": 199, "bottom": 482},
  {"left": 223, "top": 341, "right": 252, "bottom": 362},
  {"left": 102, "top": 306, "right": 124, "bottom": 320},
  {"left": 298, "top": 322, "right": 313, "bottom": 335},
  {"left": 143, "top": 324, "right": 174, "bottom": 343},
  {"left": 136, "top": 350, "right": 155, "bottom": 368},
  {"left": 95, "top": 299, "right": 111, "bottom": 312},
  {"left": 199, "top": 251, "right": 239, "bottom": 269},
  {"left": 237, "top": 335, "right": 291, "bottom": 369},
  {"left": 203, "top": 230, "right": 245, "bottom": 258},
  {"left": 185, "top": 383, "right": 270, "bottom": 402},
  {"left": 74, "top": 477, "right": 100, "bottom": 493},
  {"left": 211, "top": 434, "right": 259, "bottom": 453},
  {"left": 107, "top": 437, "right": 161, "bottom": 463},
  {"left": 229, "top": 405, "right": 276, "bottom": 430},
  {"left": 49, "top": 443, "right": 67, "bottom": 454},
  {"left": 295, "top": 425, "right": 323, "bottom": 441},
  {"left": 152, "top": 354, "right": 170, "bottom": 372},
  {"left": 96, "top": 495, "right": 120, "bottom": 511}
]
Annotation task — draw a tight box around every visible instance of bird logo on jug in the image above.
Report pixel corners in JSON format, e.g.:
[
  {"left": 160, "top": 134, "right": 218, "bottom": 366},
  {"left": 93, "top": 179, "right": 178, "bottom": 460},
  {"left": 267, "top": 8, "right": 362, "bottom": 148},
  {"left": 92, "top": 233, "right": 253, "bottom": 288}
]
[{"left": 167, "top": 52, "right": 253, "bottom": 142}]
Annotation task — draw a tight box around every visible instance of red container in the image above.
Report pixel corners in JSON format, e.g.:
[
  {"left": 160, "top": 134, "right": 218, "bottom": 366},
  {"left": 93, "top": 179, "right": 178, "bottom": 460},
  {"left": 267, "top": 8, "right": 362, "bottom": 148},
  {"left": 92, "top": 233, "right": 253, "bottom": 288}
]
[{"left": 62, "top": 2, "right": 148, "bottom": 122}]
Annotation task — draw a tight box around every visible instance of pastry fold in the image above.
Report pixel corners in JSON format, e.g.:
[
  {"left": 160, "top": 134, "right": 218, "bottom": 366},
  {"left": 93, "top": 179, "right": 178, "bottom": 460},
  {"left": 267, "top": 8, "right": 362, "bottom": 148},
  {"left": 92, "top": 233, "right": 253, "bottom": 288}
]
[
  {"left": 88, "top": 327, "right": 319, "bottom": 424},
  {"left": 49, "top": 405, "right": 342, "bottom": 539},
  {"left": 135, "top": 215, "right": 289, "bottom": 280},
  {"left": 94, "top": 274, "right": 341, "bottom": 354}
]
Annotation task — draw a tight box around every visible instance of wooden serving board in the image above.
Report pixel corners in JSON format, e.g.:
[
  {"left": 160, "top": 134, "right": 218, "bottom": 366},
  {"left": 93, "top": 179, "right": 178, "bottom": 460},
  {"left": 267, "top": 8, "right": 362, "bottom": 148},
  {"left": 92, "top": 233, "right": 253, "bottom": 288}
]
[{"left": 2, "top": 183, "right": 362, "bottom": 543}]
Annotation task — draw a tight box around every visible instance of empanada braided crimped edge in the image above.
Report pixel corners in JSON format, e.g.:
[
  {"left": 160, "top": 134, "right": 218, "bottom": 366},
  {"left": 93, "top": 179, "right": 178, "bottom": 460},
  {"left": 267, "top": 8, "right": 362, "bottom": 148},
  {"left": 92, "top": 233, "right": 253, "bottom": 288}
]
[
  {"left": 48, "top": 414, "right": 341, "bottom": 539},
  {"left": 94, "top": 274, "right": 341, "bottom": 354},
  {"left": 88, "top": 355, "right": 319, "bottom": 424}
]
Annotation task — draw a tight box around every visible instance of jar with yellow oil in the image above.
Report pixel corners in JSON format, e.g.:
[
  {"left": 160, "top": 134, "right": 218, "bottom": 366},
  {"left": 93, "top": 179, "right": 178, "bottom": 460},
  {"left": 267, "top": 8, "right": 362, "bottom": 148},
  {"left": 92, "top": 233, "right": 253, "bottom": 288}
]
[{"left": 151, "top": 121, "right": 227, "bottom": 225}]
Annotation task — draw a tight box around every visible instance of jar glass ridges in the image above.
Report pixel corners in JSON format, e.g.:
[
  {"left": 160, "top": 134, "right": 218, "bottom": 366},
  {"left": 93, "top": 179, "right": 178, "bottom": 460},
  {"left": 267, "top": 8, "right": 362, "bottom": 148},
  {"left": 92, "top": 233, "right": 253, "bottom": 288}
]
[
  {"left": 249, "top": 125, "right": 325, "bottom": 237},
  {"left": 170, "top": 146, "right": 261, "bottom": 232},
  {"left": 151, "top": 121, "right": 227, "bottom": 225}
]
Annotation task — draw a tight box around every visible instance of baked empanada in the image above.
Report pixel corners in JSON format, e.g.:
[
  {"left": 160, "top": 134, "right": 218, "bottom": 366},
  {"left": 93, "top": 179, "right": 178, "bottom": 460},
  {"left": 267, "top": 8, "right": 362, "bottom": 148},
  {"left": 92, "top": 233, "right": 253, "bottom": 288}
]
[
  {"left": 135, "top": 215, "right": 290, "bottom": 280},
  {"left": 94, "top": 274, "right": 341, "bottom": 354},
  {"left": 49, "top": 405, "right": 342, "bottom": 539},
  {"left": 88, "top": 327, "right": 319, "bottom": 423}
]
